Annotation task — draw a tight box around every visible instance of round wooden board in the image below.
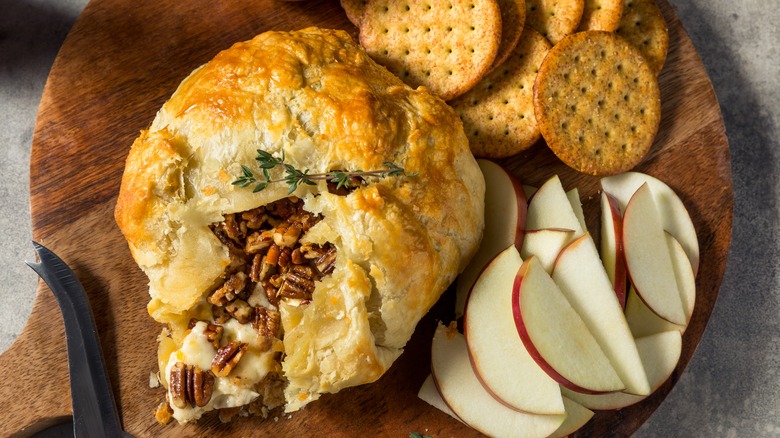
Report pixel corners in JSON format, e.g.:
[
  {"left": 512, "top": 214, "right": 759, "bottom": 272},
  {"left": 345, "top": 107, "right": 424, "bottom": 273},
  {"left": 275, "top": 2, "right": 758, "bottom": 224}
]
[{"left": 2, "top": 0, "right": 732, "bottom": 436}]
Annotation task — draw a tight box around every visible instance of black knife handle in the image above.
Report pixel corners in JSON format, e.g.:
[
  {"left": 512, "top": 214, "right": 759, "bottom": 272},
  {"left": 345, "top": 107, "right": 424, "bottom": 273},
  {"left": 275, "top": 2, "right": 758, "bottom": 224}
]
[{"left": 27, "top": 242, "right": 125, "bottom": 438}]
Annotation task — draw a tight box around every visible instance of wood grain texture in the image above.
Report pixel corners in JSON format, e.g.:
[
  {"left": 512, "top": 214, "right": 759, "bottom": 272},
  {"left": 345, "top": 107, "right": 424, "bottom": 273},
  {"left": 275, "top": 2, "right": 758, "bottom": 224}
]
[{"left": 3, "top": 0, "right": 731, "bottom": 436}]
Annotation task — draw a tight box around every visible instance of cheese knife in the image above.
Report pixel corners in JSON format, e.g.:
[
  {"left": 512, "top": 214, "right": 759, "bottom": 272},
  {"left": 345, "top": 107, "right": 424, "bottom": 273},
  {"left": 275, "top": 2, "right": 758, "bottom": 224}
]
[{"left": 26, "top": 242, "right": 130, "bottom": 438}]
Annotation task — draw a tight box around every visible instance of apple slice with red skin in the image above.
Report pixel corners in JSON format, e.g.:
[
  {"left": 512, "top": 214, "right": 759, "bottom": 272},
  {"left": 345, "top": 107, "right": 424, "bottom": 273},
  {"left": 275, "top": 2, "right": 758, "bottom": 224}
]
[
  {"left": 552, "top": 233, "right": 651, "bottom": 396},
  {"left": 422, "top": 371, "right": 594, "bottom": 437},
  {"left": 601, "top": 172, "right": 699, "bottom": 275},
  {"left": 430, "top": 323, "right": 566, "bottom": 438},
  {"left": 417, "top": 374, "right": 460, "bottom": 422},
  {"left": 626, "top": 232, "right": 697, "bottom": 337},
  {"left": 520, "top": 228, "right": 576, "bottom": 273},
  {"left": 601, "top": 191, "right": 628, "bottom": 308},
  {"left": 464, "top": 246, "right": 565, "bottom": 415},
  {"left": 423, "top": 369, "right": 593, "bottom": 437},
  {"left": 561, "top": 330, "right": 682, "bottom": 410},
  {"left": 549, "top": 397, "right": 595, "bottom": 438},
  {"left": 623, "top": 183, "right": 686, "bottom": 326},
  {"left": 513, "top": 256, "right": 625, "bottom": 394},
  {"left": 455, "top": 159, "right": 527, "bottom": 317}
]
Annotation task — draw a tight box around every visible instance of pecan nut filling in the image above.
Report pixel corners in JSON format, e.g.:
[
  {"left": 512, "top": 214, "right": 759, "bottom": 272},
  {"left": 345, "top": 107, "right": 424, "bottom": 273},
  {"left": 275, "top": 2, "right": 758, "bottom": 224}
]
[
  {"left": 160, "top": 197, "right": 336, "bottom": 422},
  {"left": 211, "top": 197, "right": 334, "bottom": 307}
]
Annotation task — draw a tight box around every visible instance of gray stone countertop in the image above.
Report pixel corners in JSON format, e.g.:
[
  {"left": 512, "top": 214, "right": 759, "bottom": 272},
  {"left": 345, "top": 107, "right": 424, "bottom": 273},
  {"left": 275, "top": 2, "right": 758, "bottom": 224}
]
[{"left": 1, "top": 0, "right": 777, "bottom": 436}]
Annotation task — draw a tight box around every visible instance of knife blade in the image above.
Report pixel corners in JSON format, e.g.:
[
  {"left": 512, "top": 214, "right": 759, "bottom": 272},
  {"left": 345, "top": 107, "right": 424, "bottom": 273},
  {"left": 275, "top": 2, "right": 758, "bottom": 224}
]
[{"left": 26, "top": 242, "right": 128, "bottom": 438}]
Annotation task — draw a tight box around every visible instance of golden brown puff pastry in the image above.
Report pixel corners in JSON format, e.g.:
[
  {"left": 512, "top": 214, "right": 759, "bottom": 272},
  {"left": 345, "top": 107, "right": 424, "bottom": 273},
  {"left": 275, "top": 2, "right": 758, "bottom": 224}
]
[{"left": 115, "top": 27, "right": 484, "bottom": 421}]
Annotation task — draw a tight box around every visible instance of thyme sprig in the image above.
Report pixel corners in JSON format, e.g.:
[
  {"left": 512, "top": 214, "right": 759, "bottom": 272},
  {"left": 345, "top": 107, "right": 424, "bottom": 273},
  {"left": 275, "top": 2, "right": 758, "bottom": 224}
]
[{"left": 233, "top": 149, "right": 415, "bottom": 194}]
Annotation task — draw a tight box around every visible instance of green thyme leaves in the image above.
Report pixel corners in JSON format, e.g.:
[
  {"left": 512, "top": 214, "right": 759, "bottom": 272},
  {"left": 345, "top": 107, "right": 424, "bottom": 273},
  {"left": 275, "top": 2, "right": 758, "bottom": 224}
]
[{"left": 233, "top": 149, "right": 415, "bottom": 194}]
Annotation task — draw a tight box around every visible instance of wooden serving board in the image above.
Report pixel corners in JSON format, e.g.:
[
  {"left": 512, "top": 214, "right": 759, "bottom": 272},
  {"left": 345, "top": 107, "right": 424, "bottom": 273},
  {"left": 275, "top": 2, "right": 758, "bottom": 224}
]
[{"left": 2, "top": 0, "right": 731, "bottom": 436}]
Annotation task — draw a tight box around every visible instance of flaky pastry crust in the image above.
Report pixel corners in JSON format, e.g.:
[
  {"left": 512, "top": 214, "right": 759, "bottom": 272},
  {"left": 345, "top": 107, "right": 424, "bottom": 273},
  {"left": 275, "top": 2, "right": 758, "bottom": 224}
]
[{"left": 115, "top": 27, "right": 484, "bottom": 413}]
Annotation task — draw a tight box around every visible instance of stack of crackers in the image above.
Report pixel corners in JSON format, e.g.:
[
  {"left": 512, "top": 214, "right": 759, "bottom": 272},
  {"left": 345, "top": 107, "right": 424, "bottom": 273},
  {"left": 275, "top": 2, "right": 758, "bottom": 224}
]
[{"left": 342, "top": 0, "right": 669, "bottom": 176}]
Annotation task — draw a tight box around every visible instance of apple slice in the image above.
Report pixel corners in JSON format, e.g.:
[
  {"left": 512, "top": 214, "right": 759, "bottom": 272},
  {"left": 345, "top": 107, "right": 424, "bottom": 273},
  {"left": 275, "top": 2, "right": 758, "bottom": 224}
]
[
  {"left": 666, "top": 231, "right": 697, "bottom": 324},
  {"left": 549, "top": 397, "right": 595, "bottom": 438},
  {"left": 455, "top": 159, "right": 527, "bottom": 317},
  {"left": 601, "top": 172, "right": 699, "bottom": 275},
  {"left": 464, "top": 247, "right": 565, "bottom": 415},
  {"left": 567, "top": 188, "right": 587, "bottom": 234},
  {"left": 600, "top": 191, "right": 628, "bottom": 308},
  {"left": 431, "top": 323, "right": 566, "bottom": 437},
  {"left": 526, "top": 175, "right": 584, "bottom": 237},
  {"left": 626, "top": 232, "right": 697, "bottom": 337},
  {"left": 561, "top": 330, "right": 682, "bottom": 410},
  {"left": 520, "top": 228, "right": 576, "bottom": 273},
  {"left": 418, "top": 374, "right": 460, "bottom": 421},
  {"left": 623, "top": 183, "right": 686, "bottom": 326},
  {"left": 513, "top": 256, "right": 624, "bottom": 394},
  {"left": 552, "top": 233, "right": 651, "bottom": 396}
]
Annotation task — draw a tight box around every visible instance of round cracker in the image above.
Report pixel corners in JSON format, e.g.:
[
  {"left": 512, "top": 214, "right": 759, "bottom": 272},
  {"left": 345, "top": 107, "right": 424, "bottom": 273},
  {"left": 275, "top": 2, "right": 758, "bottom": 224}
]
[
  {"left": 616, "top": 0, "right": 669, "bottom": 74},
  {"left": 525, "top": 0, "right": 585, "bottom": 45},
  {"left": 490, "top": 0, "right": 527, "bottom": 72},
  {"left": 451, "top": 27, "right": 552, "bottom": 158},
  {"left": 533, "top": 31, "right": 661, "bottom": 175},
  {"left": 341, "top": 0, "right": 368, "bottom": 26},
  {"left": 359, "top": 0, "right": 502, "bottom": 101},
  {"left": 577, "top": 0, "right": 623, "bottom": 32}
]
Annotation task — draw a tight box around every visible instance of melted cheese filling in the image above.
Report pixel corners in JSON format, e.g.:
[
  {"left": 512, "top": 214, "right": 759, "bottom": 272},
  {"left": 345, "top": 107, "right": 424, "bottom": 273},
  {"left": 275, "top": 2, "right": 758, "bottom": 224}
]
[{"left": 165, "top": 321, "right": 277, "bottom": 423}]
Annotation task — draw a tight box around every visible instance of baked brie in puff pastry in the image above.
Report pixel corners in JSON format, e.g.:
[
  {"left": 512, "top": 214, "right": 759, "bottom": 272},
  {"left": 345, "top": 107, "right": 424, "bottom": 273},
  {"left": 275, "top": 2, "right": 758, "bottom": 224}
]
[{"left": 114, "top": 27, "right": 484, "bottom": 423}]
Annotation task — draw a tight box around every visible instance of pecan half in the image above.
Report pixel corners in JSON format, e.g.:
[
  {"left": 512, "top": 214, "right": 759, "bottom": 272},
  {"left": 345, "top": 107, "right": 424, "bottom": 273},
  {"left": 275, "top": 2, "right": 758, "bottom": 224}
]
[
  {"left": 169, "top": 362, "right": 187, "bottom": 409},
  {"left": 277, "top": 247, "right": 293, "bottom": 270},
  {"left": 249, "top": 253, "right": 262, "bottom": 282},
  {"left": 315, "top": 246, "right": 337, "bottom": 275},
  {"left": 274, "top": 221, "right": 303, "bottom": 248},
  {"left": 262, "top": 279, "right": 280, "bottom": 307},
  {"left": 223, "top": 213, "right": 244, "bottom": 242},
  {"left": 210, "top": 271, "right": 249, "bottom": 306},
  {"left": 191, "top": 366, "right": 215, "bottom": 407},
  {"left": 278, "top": 266, "right": 316, "bottom": 300},
  {"left": 250, "top": 249, "right": 278, "bottom": 283},
  {"left": 254, "top": 307, "right": 281, "bottom": 352},
  {"left": 169, "top": 362, "right": 215, "bottom": 409},
  {"left": 212, "top": 341, "right": 248, "bottom": 377},
  {"left": 290, "top": 263, "right": 318, "bottom": 280},
  {"left": 264, "top": 244, "right": 281, "bottom": 266}
]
